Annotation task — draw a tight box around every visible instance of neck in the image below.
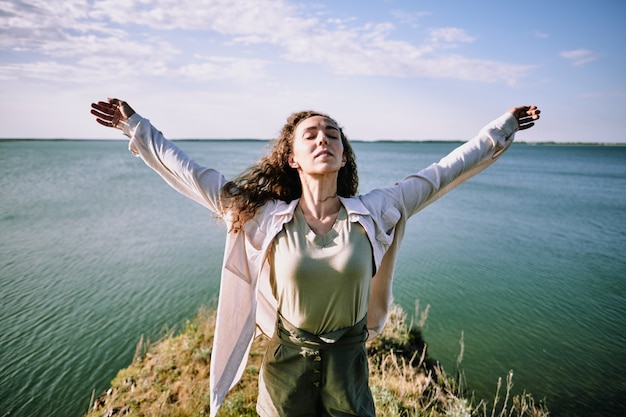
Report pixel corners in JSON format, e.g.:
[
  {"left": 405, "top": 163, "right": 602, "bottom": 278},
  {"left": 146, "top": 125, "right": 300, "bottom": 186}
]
[
  {"left": 298, "top": 174, "right": 340, "bottom": 219},
  {"left": 317, "top": 193, "right": 338, "bottom": 203}
]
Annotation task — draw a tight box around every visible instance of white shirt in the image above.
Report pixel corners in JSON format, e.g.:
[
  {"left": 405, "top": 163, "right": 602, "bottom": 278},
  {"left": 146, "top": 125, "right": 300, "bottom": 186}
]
[{"left": 123, "top": 111, "right": 519, "bottom": 416}]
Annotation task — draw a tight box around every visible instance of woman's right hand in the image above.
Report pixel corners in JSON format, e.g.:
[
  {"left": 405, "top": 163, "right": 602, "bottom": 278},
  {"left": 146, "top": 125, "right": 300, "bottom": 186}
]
[{"left": 90, "top": 98, "right": 135, "bottom": 130}]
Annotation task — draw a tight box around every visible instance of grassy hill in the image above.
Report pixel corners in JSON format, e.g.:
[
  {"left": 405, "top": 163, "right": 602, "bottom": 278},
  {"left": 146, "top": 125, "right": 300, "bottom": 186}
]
[{"left": 85, "top": 303, "right": 548, "bottom": 417}]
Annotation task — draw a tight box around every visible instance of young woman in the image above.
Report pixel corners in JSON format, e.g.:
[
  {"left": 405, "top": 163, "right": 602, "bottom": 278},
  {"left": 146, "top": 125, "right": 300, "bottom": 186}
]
[{"left": 90, "top": 99, "right": 540, "bottom": 417}]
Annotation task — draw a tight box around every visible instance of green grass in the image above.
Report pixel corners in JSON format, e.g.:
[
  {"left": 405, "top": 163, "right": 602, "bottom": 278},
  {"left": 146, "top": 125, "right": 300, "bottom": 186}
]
[{"left": 85, "top": 303, "right": 548, "bottom": 417}]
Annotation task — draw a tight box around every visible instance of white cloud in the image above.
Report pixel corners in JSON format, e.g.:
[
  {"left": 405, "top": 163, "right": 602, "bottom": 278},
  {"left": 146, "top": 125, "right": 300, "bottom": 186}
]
[
  {"left": 391, "top": 9, "right": 430, "bottom": 28},
  {"left": 0, "top": 60, "right": 85, "bottom": 82},
  {"left": 0, "top": 0, "right": 533, "bottom": 85},
  {"left": 560, "top": 49, "right": 600, "bottom": 66},
  {"left": 1, "top": 0, "right": 96, "bottom": 48},
  {"left": 177, "top": 56, "right": 270, "bottom": 81},
  {"left": 89, "top": 0, "right": 296, "bottom": 34},
  {"left": 275, "top": 23, "right": 528, "bottom": 83},
  {"left": 428, "top": 27, "right": 476, "bottom": 45}
]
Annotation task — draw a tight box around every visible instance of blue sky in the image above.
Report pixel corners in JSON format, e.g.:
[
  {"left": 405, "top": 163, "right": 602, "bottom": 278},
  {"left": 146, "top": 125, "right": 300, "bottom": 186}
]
[{"left": 1, "top": 0, "right": 624, "bottom": 142}]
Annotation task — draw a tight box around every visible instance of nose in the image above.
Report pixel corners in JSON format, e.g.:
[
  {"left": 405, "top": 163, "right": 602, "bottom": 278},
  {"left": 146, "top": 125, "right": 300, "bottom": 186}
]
[{"left": 317, "top": 132, "right": 329, "bottom": 146}]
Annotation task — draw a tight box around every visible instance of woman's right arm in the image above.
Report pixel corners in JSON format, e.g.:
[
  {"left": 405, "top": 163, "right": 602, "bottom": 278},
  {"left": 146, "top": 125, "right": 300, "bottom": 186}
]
[{"left": 90, "top": 98, "right": 228, "bottom": 215}]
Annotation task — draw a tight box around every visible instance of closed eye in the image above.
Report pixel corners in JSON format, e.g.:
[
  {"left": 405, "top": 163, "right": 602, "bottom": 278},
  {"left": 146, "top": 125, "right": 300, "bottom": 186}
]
[{"left": 326, "top": 128, "right": 340, "bottom": 139}]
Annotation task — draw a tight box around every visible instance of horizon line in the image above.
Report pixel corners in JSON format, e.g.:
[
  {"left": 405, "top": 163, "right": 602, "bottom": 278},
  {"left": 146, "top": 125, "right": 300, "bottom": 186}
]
[{"left": 1, "top": 137, "right": 625, "bottom": 146}]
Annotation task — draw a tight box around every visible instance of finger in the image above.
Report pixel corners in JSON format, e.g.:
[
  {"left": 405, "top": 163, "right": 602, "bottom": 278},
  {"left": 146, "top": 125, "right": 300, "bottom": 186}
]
[
  {"left": 519, "top": 113, "right": 540, "bottom": 123},
  {"left": 95, "top": 100, "right": 114, "bottom": 109},
  {"left": 524, "top": 106, "right": 540, "bottom": 118},
  {"left": 518, "top": 121, "right": 535, "bottom": 130},
  {"left": 90, "top": 108, "right": 114, "bottom": 122},
  {"left": 91, "top": 101, "right": 115, "bottom": 116},
  {"left": 95, "top": 117, "right": 114, "bottom": 128},
  {"left": 518, "top": 114, "right": 538, "bottom": 123}
]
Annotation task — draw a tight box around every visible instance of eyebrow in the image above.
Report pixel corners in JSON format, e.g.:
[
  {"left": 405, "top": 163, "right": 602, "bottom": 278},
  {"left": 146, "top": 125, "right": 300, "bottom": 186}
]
[{"left": 302, "top": 124, "right": 340, "bottom": 133}]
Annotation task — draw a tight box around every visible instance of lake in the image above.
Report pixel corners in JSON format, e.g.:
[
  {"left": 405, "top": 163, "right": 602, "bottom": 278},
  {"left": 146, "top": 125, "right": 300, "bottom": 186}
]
[{"left": 1, "top": 139, "right": 624, "bottom": 416}]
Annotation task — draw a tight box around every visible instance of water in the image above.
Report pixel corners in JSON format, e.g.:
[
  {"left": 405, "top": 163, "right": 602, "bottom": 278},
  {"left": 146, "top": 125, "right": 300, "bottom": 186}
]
[{"left": 1, "top": 140, "right": 625, "bottom": 416}]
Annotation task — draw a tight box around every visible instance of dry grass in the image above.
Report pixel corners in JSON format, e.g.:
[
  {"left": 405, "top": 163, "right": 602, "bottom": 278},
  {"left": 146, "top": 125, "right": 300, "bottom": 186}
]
[{"left": 85, "top": 303, "right": 548, "bottom": 417}]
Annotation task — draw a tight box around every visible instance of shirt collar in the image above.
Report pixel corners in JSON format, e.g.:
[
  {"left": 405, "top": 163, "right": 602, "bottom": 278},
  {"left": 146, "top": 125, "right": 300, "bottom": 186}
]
[
  {"left": 271, "top": 196, "right": 369, "bottom": 219},
  {"left": 339, "top": 196, "right": 369, "bottom": 216},
  {"left": 272, "top": 199, "right": 300, "bottom": 217}
]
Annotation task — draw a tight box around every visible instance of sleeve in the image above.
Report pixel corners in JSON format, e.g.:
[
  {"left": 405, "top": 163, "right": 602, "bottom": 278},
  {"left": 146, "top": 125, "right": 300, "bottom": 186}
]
[
  {"left": 395, "top": 111, "right": 519, "bottom": 217},
  {"left": 123, "top": 113, "right": 229, "bottom": 215},
  {"left": 364, "top": 112, "right": 518, "bottom": 336}
]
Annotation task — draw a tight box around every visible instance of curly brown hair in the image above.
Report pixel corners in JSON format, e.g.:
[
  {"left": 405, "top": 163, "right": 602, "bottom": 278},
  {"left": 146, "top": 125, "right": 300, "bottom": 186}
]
[{"left": 222, "top": 110, "right": 358, "bottom": 232}]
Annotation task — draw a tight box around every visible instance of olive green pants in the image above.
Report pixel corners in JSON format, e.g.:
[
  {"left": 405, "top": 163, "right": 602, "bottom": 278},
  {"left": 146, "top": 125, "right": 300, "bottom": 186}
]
[{"left": 256, "top": 314, "right": 375, "bottom": 417}]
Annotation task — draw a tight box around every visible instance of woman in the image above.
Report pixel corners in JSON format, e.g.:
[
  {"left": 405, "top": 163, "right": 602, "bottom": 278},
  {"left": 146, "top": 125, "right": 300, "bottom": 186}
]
[{"left": 90, "top": 99, "right": 540, "bottom": 417}]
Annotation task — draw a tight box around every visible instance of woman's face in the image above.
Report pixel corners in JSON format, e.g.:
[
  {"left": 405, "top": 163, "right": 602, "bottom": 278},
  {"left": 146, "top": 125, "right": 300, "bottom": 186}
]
[{"left": 289, "top": 115, "right": 346, "bottom": 176}]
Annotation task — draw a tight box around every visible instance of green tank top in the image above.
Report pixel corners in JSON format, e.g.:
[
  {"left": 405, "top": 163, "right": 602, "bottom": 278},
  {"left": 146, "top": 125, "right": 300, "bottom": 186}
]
[{"left": 269, "top": 205, "right": 373, "bottom": 335}]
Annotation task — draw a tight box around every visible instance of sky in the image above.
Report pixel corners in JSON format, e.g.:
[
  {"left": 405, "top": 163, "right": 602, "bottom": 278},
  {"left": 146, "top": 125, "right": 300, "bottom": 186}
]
[{"left": 1, "top": 0, "right": 624, "bottom": 143}]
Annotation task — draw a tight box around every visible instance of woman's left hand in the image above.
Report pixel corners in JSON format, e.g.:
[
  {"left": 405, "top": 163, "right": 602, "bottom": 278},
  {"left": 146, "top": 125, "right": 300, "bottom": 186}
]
[{"left": 508, "top": 105, "right": 541, "bottom": 130}]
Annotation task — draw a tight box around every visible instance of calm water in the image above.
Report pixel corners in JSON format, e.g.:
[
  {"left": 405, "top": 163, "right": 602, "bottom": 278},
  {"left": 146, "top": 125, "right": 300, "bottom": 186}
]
[{"left": 1, "top": 140, "right": 625, "bottom": 416}]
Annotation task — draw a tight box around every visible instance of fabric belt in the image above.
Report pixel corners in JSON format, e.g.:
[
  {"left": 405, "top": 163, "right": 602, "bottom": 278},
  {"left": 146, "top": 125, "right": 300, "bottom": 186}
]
[{"left": 276, "top": 313, "right": 369, "bottom": 349}]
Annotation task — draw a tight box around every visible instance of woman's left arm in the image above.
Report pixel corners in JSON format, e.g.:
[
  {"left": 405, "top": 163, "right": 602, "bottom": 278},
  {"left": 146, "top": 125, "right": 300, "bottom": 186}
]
[{"left": 397, "top": 105, "right": 541, "bottom": 217}]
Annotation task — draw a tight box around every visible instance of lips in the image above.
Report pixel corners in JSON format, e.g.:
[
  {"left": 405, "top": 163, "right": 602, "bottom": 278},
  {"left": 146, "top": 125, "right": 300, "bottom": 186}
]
[{"left": 314, "top": 149, "right": 332, "bottom": 158}]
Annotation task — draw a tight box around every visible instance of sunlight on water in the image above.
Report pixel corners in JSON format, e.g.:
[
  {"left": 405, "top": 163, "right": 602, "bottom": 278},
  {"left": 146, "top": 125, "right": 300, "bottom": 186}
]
[{"left": 1, "top": 140, "right": 625, "bottom": 416}]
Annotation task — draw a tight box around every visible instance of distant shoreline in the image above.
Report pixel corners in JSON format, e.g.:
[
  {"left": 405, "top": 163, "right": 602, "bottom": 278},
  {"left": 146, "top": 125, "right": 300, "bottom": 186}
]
[{"left": 1, "top": 138, "right": 625, "bottom": 146}]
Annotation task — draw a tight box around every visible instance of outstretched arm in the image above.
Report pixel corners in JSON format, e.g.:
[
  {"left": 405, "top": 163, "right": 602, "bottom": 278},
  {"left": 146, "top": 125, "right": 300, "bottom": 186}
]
[
  {"left": 384, "top": 105, "right": 542, "bottom": 218},
  {"left": 89, "top": 97, "right": 229, "bottom": 215},
  {"left": 90, "top": 98, "right": 136, "bottom": 131}
]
